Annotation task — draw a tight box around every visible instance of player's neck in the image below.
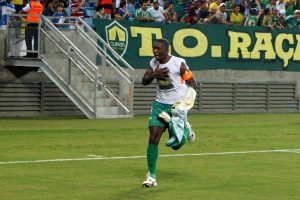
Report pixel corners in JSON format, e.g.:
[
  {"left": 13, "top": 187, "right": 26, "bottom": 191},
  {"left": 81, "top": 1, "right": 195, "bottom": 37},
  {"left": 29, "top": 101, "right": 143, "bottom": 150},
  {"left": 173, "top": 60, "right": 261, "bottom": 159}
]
[{"left": 159, "top": 55, "right": 171, "bottom": 64}]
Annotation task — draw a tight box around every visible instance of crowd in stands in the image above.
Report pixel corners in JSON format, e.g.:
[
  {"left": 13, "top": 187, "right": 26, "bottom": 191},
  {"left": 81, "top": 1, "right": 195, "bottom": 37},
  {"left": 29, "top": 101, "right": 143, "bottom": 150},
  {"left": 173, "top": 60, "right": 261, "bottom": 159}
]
[{"left": 1, "top": 0, "right": 300, "bottom": 29}]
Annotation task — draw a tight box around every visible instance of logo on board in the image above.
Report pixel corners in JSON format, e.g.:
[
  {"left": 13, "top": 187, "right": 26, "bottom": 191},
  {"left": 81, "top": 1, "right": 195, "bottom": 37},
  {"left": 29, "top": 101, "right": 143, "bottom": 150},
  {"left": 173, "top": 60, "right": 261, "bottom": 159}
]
[{"left": 105, "top": 21, "right": 128, "bottom": 57}]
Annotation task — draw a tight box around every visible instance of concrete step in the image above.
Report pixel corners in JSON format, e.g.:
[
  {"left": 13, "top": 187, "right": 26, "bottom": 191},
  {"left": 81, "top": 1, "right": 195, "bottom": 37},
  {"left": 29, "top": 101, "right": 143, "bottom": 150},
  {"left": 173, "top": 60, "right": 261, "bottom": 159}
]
[
  {"left": 72, "top": 83, "right": 94, "bottom": 91},
  {"left": 71, "top": 74, "right": 92, "bottom": 83},
  {"left": 43, "top": 58, "right": 91, "bottom": 76},
  {"left": 42, "top": 58, "right": 69, "bottom": 75},
  {"left": 96, "top": 106, "right": 119, "bottom": 115},
  {"left": 41, "top": 53, "right": 67, "bottom": 59},
  {"left": 87, "top": 98, "right": 115, "bottom": 107},
  {"left": 81, "top": 90, "right": 108, "bottom": 98}
]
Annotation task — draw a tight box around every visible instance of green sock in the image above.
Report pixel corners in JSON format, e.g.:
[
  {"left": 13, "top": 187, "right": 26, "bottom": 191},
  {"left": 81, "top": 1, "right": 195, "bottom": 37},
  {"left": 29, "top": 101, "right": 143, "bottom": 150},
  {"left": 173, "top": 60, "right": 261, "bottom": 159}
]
[
  {"left": 182, "top": 127, "right": 189, "bottom": 144},
  {"left": 147, "top": 143, "right": 158, "bottom": 179}
]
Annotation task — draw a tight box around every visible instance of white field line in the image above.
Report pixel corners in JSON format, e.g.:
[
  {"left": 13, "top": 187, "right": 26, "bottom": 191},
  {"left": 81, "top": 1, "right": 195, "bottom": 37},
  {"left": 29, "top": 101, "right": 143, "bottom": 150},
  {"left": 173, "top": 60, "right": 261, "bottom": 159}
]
[
  {"left": 0, "top": 148, "right": 299, "bottom": 165},
  {"left": 282, "top": 150, "right": 300, "bottom": 154},
  {"left": 86, "top": 155, "right": 106, "bottom": 158}
]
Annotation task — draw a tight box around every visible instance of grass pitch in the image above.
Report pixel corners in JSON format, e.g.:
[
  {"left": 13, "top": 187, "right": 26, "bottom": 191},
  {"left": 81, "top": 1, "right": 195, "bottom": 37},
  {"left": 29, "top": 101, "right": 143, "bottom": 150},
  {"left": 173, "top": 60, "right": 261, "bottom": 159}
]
[{"left": 0, "top": 114, "right": 299, "bottom": 200}]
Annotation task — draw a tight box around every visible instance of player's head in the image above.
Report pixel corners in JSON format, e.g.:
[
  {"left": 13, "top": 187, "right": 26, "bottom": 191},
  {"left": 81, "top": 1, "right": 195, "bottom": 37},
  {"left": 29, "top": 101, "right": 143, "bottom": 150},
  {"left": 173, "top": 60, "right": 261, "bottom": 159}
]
[
  {"left": 153, "top": 38, "right": 169, "bottom": 53},
  {"left": 152, "top": 38, "right": 169, "bottom": 61}
]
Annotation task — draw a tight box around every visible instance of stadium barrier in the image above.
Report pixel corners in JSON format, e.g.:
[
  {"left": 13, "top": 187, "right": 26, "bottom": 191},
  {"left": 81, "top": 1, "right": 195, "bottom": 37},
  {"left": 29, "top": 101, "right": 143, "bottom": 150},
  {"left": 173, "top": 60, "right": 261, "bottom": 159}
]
[
  {"left": 94, "top": 19, "right": 300, "bottom": 72},
  {"left": 0, "top": 80, "right": 299, "bottom": 117}
]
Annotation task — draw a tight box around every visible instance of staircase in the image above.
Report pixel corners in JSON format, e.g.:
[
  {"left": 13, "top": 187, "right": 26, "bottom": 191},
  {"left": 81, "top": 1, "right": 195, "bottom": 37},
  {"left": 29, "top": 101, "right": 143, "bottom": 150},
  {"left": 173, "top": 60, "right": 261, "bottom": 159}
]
[{"left": 4, "top": 15, "right": 134, "bottom": 118}]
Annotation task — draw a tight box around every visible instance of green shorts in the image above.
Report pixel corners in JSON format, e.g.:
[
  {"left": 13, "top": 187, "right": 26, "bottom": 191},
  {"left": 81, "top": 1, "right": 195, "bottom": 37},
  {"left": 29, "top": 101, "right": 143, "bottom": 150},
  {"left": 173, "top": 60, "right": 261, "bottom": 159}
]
[{"left": 148, "top": 101, "right": 173, "bottom": 127}]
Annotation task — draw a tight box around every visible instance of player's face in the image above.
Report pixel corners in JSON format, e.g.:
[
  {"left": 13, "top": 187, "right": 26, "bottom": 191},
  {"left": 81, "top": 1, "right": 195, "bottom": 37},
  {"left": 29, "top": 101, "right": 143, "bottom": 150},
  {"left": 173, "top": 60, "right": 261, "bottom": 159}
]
[{"left": 153, "top": 42, "right": 168, "bottom": 61}]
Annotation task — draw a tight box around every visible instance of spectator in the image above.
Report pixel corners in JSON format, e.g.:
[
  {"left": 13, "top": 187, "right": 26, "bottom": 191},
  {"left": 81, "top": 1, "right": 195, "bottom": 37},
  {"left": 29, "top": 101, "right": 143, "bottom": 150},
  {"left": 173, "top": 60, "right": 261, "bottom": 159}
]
[
  {"left": 260, "top": 0, "right": 270, "bottom": 10},
  {"left": 285, "top": 0, "right": 295, "bottom": 17},
  {"left": 186, "top": 0, "right": 200, "bottom": 24},
  {"left": 262, "top": 8, "right": 275, "bottom": 29},
  {"left": 276, "top": 0, "right": 285, "bottom": 13},
  {"left": 44, "top": 0, "right": 51, "bottom": 15},
  {"left": 209, "top": 0, "right": 221, "bottom": 13},
  {"left": 52, "top": 2, "right": 67, "bottom": 24},
  {"left": 0, "top": 0, "right": 16, "bottom": 30},
  {"left": 277, "top": 9, "right": 286, "bottom": 28},
  {"left": 164, "top": 2, "right": 177, "bottom": 22},
  {"left": 18, "top": 0, "right": 43, "bottom": 58},
  {"left": 271, "top": 6, "right": 281, "bottom": 27},
  {"left": 126, "top": 0, "right": 136, "bottom": 20},
  {"left": 204, "top": 8, "right": 218, "bottom": 23},
  {"left": 148, "top": 0, "right": 165, "bottom": 22},
  {"left": 225, "top": 0, "right": 233, "bottom": 19},
  {"left": 181, "top": 0, "right": 193, "bottom": 17},
  {"left": 93, "top": 4, "right": 106, "bottom": 18},
  {"left": 198, "top": 0, "right": 209, "bottom": 23},
  {"left": 60, "top": 0, "right": 69, "bottom": 8},
  {"left": 174, "top": 0, "right": 183, "bottom": 19},
  {"left": 246, "top": 0, "right": 259, "bottom": 9},
  {"left": 135, "top": 1, "right": 154, "bottom": 22},
  {"left": 233, "top": 0, "right": 246, "bottom": 14},
  {"left": 276, "top": 0, "right": 293, "bottom": 16},
  {"left": 158, "top": 0, "right": 167, "bottom": 9},
  {"left": 266, "top": 0, "right": 276, "bottom": 11},
  {"left": 233, "top": 0, "right": 241, "bottom": 7},
  {"left": 294, "top": 0, "right": 300, "bottom": 11},
  {"left": 70, "top": 0, "right": 85, "bottom": 17},
  {"left": 230, "top": 5, "right": 245, "bottom": 25},
  {"left": 11, "top": 0, "right": 22, "bottom": 13},
  {"left": 215, "top": 2, "right": 227, "bottom": 24},
  {"left": 115, "top": 0, "right": 121, "bottom": 9},
  {"left": 244, "top": 7, "right": 261, "bottom": 25},
  {"left": 115, "top": 1, "right": 130, "bottom": 20},
  {"left": 285, "top": 9, "right": 300, "bottom": 28},
  {"left": 46, "top": 0, "right": 60, "bottom": 16},
  {"left": 97, "top": 0, "right": 113, "bottom": 19},
  {"left": 179, "top": 11, "right": 188, "bottom": 22}
]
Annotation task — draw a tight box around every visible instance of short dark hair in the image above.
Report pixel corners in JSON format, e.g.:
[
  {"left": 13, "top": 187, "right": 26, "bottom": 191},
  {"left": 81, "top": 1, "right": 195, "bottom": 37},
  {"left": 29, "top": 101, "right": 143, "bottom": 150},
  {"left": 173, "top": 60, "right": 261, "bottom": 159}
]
[
  {"left": 96, "top": 5, "right": 104, "bottom": 12},
  {"left": 155, "top": 38, "right": 169, "bottom": 49},
  {"left": 58, "top": 3, "right": 64, "bottom": 7},
  {"left": 168, "top": 2, "right": 174, "bottom": 6},
  {"left": 120, "top": 1, "right": 126, "bottom": 7}
]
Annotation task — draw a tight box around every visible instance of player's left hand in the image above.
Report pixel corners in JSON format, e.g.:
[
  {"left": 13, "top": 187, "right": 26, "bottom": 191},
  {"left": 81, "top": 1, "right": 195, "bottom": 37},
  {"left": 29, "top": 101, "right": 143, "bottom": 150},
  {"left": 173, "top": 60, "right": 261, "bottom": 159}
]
[{"left": 154, "top": 67, "right": 169, "bottom": 80}]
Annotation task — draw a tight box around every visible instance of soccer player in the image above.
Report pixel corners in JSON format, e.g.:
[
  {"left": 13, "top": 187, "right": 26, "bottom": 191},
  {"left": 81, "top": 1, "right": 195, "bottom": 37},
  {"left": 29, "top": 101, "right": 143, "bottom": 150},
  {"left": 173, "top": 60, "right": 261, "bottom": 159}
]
[{"left": 141, "top": 38, "right": 198, "bottom": 187}]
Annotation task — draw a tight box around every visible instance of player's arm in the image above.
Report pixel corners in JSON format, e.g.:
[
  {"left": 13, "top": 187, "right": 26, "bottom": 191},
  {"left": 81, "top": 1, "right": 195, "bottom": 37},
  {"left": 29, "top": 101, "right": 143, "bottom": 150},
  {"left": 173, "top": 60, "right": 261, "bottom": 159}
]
[
  {"left": 142, "top": 65, "right": 169, "bottom": 86},
  {"left": 180, "top": 62, "right": 198, "bottom": 90}
]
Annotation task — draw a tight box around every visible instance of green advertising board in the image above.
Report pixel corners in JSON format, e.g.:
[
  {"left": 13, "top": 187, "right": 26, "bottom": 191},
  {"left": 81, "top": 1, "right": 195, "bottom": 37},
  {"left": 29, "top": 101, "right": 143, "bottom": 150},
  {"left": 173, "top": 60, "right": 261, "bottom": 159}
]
[{"left": 94, "top": 19, "right": 300, "bottom": 71}]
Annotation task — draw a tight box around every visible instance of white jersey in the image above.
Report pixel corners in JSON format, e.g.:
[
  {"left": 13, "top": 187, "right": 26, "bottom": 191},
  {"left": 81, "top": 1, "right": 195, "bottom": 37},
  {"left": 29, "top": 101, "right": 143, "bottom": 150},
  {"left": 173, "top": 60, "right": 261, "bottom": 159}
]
[
  {"left": 150, "top": 55, "right": 189, "bottom": 104},
  {"left": 147, "top": 6, "right": 165, "bottom": 22}
]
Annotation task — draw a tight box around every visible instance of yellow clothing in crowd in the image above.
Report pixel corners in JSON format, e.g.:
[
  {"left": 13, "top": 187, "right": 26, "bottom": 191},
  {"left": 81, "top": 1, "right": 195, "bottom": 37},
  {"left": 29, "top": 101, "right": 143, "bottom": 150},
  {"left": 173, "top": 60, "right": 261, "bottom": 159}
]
[
  {"left": 230, "top": 13, "right": 244, "bottom": 25},
  {"left": 209, "top": 2, "right": 219, "bottom": 12},
  {"left": 12, "top": 0, "right": 23, "bottom": 6}
]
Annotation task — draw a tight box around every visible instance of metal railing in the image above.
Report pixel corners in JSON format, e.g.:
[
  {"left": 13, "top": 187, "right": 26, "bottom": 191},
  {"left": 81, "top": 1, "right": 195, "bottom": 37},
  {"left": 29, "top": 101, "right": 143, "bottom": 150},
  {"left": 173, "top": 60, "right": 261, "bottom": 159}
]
[
  {"left": 46, "top": 16, "right": 135, "bottom": 113},
  {"left": 5, "top": 15, "right": 134, "bottom": 118},
  {"left": 5, "top": 14, "right": 42, "bottom": 57}
]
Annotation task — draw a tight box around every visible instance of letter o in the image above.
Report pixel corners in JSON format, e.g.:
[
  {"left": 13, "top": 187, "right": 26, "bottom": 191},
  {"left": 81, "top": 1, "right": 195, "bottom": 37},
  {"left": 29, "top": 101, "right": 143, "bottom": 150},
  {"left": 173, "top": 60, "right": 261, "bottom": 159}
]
[{"left": 173, "top": 29, "right": 208, "bottom": 57}]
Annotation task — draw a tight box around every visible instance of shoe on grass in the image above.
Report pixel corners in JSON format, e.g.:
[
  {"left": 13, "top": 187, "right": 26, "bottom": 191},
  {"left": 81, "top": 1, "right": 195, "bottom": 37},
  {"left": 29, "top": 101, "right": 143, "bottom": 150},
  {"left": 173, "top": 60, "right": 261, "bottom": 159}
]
[
  {"left": 142, "top": 173, "right": 157, "bottom": 188},
  {"left": 186, "top": 122, "right": 196, "bottom": 143}
]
